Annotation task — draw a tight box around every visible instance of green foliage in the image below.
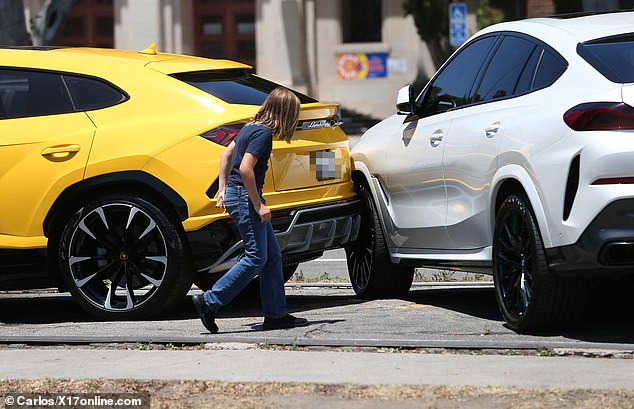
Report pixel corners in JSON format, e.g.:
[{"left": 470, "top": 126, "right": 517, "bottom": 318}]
[
  {"left": 476, "top": 0, "right": 505, "bottom": 29},
  {"left": 403, "top": 0, "right": 449, "bottom": 42}
]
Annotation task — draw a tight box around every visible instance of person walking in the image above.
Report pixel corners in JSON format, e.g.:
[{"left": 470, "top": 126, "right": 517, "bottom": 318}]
[{"left": 192, "top": 87, "right": 308, "bottom": 333}]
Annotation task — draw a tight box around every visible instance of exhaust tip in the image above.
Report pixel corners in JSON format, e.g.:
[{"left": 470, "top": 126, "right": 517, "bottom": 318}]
[{"left": 600, "top": 241, "right": 634, "bottom": 265}]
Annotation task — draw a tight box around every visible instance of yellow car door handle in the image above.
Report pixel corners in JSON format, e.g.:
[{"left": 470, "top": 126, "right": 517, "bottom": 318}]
[{"left": 41, "top": 144, "right": 81, "bottom": 158}]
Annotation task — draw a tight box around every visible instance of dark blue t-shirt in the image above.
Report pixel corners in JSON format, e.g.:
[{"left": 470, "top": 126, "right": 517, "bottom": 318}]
[{"left": 227, "top": 123, "right": 272, "bottom": 190}]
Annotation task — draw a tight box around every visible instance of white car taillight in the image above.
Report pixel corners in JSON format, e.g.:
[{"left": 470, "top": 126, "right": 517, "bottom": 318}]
[{"left": 564, "top": 102, "right": 634, "bottom": 131}]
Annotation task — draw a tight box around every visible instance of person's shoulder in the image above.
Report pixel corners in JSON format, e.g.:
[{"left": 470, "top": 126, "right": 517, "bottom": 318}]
[{"left": 246, "top": 123, "right": 272, "bottom": 138}]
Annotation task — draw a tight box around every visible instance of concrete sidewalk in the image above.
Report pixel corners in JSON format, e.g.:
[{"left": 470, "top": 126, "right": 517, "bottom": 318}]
[{"left": 1, "top": 347, "right": 633, "bottom": 390}]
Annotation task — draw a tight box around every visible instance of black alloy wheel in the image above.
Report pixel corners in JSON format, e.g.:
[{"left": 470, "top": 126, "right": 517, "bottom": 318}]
[
  {"left": 345, "top": 179, "right": 413, "bottom": 298},
  {"left": 58, "top": 194, "right": 193, "bottom": 319},
  {"left": 493, "top": 193, "right": 586, "bottom": 331}
]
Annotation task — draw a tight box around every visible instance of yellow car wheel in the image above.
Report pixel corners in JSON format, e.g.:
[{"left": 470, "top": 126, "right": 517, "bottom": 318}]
[{"left": 57, "top": 193, "right": 193, "bottom": 319}]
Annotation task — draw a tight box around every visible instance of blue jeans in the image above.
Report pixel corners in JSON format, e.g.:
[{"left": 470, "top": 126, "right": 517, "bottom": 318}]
[{"left": 203, "top": 185, "right": 288, "bottom": 318}]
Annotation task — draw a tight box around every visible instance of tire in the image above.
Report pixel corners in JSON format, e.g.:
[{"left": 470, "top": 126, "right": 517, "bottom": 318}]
[
  {"left": 57, "top": 193, "right": 194, "bottom": 320},
  {"left": 493, "top": 194, "right": 587, "bottom": 331},
  {"left": 345, "top": 179, "right": 414, "bottom": 298},
  {"left": 282, "top": 263, "right": 299, "bottom": 281}
]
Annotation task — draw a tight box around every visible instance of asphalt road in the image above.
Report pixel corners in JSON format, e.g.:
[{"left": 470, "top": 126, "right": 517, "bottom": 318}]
[{"left": 0, "top": 251, "right": 632, "bottom": 351}]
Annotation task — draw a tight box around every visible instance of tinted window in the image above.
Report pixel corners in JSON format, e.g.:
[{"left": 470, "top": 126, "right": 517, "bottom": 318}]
[
  {"left": 0, "top": 69, "right": 73, "bottom": 119},
  {"left": 421, "top": 36, "right": 496, "bottom": 115},
  {"left": 533, "top": 49, "right": 566, "bottom": 89},
  {"left": 474, "top": 36, "right": 537, "bottom": 102},
  {"left": 172, "top": 69, "right": 317, "bottom": 105},
  {"left": 64, "top": 75, "right": 126, "bottom": 110},
  {"left": 578, "top": 34, "right": 634, "bottom": 83},
  {"left": 514, "top": 46, "right": 541, "bottom": 95}
]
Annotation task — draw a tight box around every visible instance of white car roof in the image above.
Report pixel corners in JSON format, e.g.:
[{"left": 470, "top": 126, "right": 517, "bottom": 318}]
[{"left": 476, "top": 11, "right": 634, "bottom": 46}]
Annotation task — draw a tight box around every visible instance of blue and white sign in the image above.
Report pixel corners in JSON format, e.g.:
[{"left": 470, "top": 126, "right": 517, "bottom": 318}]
[{"left": 449, "top": 3, "right": 467, "bottom": 47}]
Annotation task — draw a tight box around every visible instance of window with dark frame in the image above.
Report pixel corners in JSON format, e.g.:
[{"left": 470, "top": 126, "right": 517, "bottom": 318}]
[
  {"left": 342, "top": 0, "right": 382, "bottom": 43},
  {"left": 56, "top": 0, "right": 114, "bottom": 48},
  {"left": 194, "top": 0, "right": 256, "bottom": 67}
]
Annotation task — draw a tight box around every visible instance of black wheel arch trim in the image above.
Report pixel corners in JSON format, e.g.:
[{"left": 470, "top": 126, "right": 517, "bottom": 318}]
[
  {"left": 43, "top": 170, "right": 189, "bottom": 237},
  {"left": 351, "top": 170, "right": 394, "bottom": 254}
]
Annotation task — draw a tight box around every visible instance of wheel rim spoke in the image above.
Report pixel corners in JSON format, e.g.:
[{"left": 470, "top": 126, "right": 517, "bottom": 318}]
[
  {"left": 124, "top": 263, "right": 136, "bottom": 310},
  {"left": 139, "top": 219, "right": 157, "bottom": 240},
  {"left": 104, "top": 262, "right": 124, "bottom": 310},
  {"left": 519, "top": 272, "right": 530, "bottom": 311},
  {"left": 67, "top": 202, "right": 168, "bottom": 313},
  {"left": 71, "top": 256, "right": 119, "bottom": 288}
]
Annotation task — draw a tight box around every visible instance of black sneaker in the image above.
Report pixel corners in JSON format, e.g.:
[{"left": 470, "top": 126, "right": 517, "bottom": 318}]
[
  {"left": 192, "top": 294, "right": 218, "bottom": 334},
  {"left": 263, "top": 314, "right": 308, "bottom": 330}
]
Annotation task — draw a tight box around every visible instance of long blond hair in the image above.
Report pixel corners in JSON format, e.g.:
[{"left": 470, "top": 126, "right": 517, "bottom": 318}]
[{"left": 252, "top": 87, "right": 301, "bottom": 143}]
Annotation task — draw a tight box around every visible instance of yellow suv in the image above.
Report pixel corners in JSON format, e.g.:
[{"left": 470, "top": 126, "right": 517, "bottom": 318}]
[{"left": 0, "top": 45, "right": 359, "bottom": 319}]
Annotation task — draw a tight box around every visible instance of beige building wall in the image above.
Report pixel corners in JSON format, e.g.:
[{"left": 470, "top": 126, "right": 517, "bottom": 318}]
[
  {"left": 255, "top": 0, "right": 308, "bottom": 93},
  {"left": 256, "top": 0, "right": 422, "bottom": 119},
  {"left": 114, "top": 0, "right": 194, "bottom": 54},
  {"left": 23, "top": 0, "right": 194, "bottom": 54}
]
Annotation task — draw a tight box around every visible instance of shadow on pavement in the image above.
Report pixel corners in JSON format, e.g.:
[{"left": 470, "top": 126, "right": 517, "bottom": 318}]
[
  {"left": 0, "top": 288, "right": 365, "bottom": 325},
  {"left": 540, "top": 281, "right": 634, "bottom": 345},
  {"left": 402, "top": 282, "right": 634, "bottom": 345},
  {"left": 406, "top": 286, "right": 501, "bottom": 322},
  {"left": 1, "top": 281, "right": 633, "bottom": 346},
  {"left": 0, "top": 294, "right": 97, "bottom": 324}
]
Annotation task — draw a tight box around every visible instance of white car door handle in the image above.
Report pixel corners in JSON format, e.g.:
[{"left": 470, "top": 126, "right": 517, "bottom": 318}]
[
  {"left": 485, "top": 122, "right": 501, "bottom": 138},
  {"left": 430, "top": 131, "right": 444, "bottom": 147}
]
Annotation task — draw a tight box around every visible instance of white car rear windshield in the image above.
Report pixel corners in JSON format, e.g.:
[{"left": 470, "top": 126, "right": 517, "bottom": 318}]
[{"left": 578, "top": 34, "right": 634, "bottom": 83}]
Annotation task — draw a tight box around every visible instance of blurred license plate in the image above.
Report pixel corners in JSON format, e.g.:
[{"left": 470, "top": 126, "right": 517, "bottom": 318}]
[{"left": 311, "top": 150, "right": 336, "bottom": 181}]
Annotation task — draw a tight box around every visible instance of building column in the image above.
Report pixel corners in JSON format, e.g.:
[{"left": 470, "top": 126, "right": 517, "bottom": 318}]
[
  {"left": 256, "top": 0, "right": 308, "bottom": 91},
  {"left": 313, "top": 0, "right": 342, "bottom": 103},
  {"left": 114, "top": 0, "right": 193, "bottom": 54}
]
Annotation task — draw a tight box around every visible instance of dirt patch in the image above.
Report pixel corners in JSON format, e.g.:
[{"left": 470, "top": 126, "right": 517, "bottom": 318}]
[{"left": 1, "top": 379, "right": 633, "bottom": 409}]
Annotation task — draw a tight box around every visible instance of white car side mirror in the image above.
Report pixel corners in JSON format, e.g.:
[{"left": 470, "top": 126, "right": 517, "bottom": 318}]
[{"left": 396, "top": 84, "right": 414, "bottom": 115}]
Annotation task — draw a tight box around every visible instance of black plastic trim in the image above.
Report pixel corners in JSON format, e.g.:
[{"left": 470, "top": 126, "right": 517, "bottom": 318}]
[
  {"left": 563, "top": 155, "right": 580, "bottom": 221},
  {"left": 186, "top": 199, "right": 360, "bottom": 273},
  {"left": 546, "top": 198, "right": 634, "bottom": 277},
  {"left": 206, "top": 178, "right": 219, "bottom": 200},
  {"left": 0, "top": 248, "right": 56, "bottom": 290},
  {"left": 43, "top": 170, "right": 189, "bottom": 236}
]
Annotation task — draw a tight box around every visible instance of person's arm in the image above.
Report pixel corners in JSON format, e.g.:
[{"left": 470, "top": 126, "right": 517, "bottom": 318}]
[
  {"left": 216, "top": 141, "right": 236, "bottom": 209},
  {"left": 239, "top": 152, "right": 270, "bottom": 222}
]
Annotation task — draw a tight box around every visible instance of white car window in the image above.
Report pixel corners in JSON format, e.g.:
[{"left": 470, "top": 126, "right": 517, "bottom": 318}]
[
  {"left": 474, "top": 35, "right": 537, "bottom": 102},
  {"left": 421, "top": 36, "right": 497, "bottom": 116}
]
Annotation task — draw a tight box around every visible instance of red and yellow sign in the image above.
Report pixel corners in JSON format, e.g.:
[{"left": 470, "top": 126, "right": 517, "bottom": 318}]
[{"left": 336, "top": 53, "right": 387, "bottom": 80}]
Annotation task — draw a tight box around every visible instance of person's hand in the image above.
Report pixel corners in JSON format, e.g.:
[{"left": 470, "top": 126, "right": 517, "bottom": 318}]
[
  {"left": 216, "top": 189, "right": 225, "bottom": 210},
  {"left": 257, "top": 203, "right": 271, "bottom": 222}
]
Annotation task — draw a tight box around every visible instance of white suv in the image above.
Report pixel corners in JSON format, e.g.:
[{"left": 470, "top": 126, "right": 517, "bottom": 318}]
[{"left": 346, "top": 11, "right": 634, "bottom": 331}]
